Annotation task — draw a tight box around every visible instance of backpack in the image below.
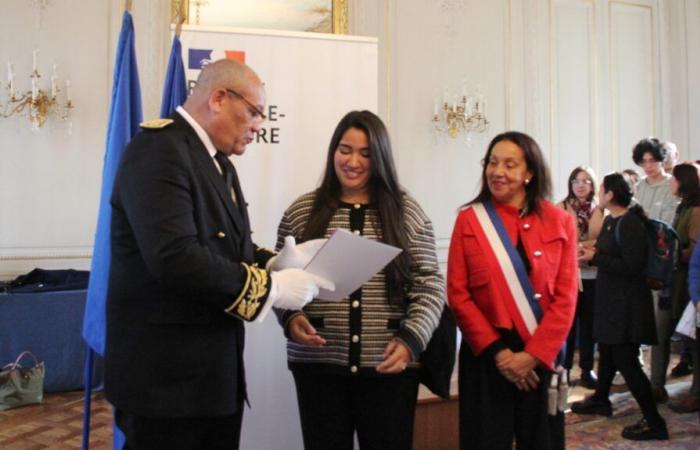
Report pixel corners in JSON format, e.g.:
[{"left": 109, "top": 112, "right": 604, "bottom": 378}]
[{"left": 614, "top": 215, "right": 680, "bottom": 289}]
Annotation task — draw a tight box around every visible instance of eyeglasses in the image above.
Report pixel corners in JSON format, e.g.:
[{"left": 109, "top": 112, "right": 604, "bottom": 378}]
[
  {"left": 571, "top": 179, "right": 592, "bottom": 185},
  {"left": 225, "top": 88, "right": 267, "bottom": 120}
]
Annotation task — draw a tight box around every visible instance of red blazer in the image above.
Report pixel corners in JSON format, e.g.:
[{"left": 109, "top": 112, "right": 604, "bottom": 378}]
[{"left": 447, "top": 200, "right": 577, "bottom": 369}]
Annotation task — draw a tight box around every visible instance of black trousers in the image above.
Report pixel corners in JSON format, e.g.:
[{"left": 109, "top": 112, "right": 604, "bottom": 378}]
[
  {"left": 292, "top": 369, "right": 420, "bottom": 450},
  {"left": 564, "top": 279, "right": 596, "bottom": 371},
  {"left": 595, "top": 342, "right": 664, "bottom": 427},
  {"left": 458, "top": 339, "right": 564, "bottom": 450},
  {"left": 114, "top": 408, "right": 243, "bottom": 450}
]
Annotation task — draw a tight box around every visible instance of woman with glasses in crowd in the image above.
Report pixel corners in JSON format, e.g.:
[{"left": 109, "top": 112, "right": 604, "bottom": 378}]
[{"left": 558, "top": 167, "right": 604, "bottom": 390}]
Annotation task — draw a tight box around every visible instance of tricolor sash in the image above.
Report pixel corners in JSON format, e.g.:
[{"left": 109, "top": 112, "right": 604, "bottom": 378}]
[
  {"left": 472, "top": 200, "right": 542, "bottom": 339},
  {"left": 471, "top": 200, "right": 566, "bottom": 370},
  {"left": 473, "top": 201, "right": 567, "bottom": 413}
]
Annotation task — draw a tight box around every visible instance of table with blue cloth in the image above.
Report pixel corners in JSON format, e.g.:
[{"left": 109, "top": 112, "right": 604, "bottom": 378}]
[{"left": 0, "top": 289, "right": 103, "bottom": 392}]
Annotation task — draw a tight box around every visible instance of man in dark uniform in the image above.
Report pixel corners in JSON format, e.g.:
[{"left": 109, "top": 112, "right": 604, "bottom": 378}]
[{"left": 105, "top": 58, "right": 332, "bottom": 449}]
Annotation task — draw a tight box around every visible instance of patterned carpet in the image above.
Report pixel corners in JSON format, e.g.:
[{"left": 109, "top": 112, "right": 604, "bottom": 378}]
[{"left": 566, "top": 380, "right": 700, "bottom": 449}]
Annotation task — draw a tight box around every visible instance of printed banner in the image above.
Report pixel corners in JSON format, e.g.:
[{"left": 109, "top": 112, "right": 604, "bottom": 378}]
[{"left": 180, "top": 27, "right": 379, "bottom": 248}]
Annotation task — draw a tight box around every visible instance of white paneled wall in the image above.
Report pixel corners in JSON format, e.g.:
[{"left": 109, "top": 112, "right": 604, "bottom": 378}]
[
  {"left": 609, "top": 0, "right": 659, "bottom": 172},
  {"left": 0, "top": 0, "right": 111, "bottom": 279},
  {"left": 391, "top": 0, "right": 509, "bottom": 244},
  {"left": 550, "top": 0, "right": 597, "bottom": 192},
  {"left": 0, "top": 0, "right": 170, "bottom": 279},
  {"left": 686, "top": 0, "right": 700, "bottom": 159},
  {"left": 549, "top": 0, "right": 664, "bottom": 197}
]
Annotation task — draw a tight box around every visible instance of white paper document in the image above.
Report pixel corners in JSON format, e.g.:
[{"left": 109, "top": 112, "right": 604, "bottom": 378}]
[{"left": 304, "top": 228, "right": 402, "bottom": 301}]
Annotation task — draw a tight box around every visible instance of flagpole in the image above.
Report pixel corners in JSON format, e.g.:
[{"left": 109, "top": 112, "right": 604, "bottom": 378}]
[
  {"left": 175, "top": 0, "right": 186, "bottom": 37},
  {"left": 81, "top": 349, "right": 94, "bottom": 450}
]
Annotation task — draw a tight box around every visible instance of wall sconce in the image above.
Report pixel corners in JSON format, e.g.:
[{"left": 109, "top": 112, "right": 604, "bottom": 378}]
[
  {"left": 432, "top": 84, "right": 489, "bottom": 138},
  {"left": 1, "top": 50, "right": 74, "bottom": 131}
]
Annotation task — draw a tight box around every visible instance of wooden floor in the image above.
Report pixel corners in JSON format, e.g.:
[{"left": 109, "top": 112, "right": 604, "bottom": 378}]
[
  {"left": 0, "top": 350, "right": 694, "bottom": 449},
  {"left": 0, "top": 391, "right": 112, "bottom": 450}
]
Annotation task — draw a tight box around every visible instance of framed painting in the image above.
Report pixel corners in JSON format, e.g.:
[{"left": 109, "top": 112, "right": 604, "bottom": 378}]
[{"left": 171, "top": 0, "right": 348, "bottom": 34}]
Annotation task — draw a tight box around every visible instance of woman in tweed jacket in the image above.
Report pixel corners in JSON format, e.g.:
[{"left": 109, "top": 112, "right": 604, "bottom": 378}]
[{"left": 274, "top": 110, "right": 445, "bottom": 450}]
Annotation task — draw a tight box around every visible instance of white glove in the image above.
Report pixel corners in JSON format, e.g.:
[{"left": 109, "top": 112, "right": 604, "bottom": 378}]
[
  {"left": 267, "top": 236, "right": 327, "bottom": 271},
  {"left": 270, "top": 268, "right": 335, "bottom": 310}
]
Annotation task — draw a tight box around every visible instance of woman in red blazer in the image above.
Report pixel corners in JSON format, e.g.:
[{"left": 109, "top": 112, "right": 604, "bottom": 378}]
[{"left": 447, "top": 131, "right": 577, "bottom": 450}]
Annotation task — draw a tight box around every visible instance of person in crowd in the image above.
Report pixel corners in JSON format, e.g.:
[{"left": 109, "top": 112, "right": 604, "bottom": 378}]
[
  {"left": 666, "top": 162, "right": 700, "bottom": 414},
  {"left": 622, "top": 168, "right": 641, "bottom": 192},
  {"left": 558, "top": 166, "right": 604, "bottom": 389},
  {"left": 572, "top": 173, "right": 668, "bottom": 441},
  {"left": 633, "top": 137, "right": 679, "bottom": 403},
  {"left": 663, "top": 141, "right": 679, "bottom": 173},
  {"left": 447, "top": 131, "right": 577, "bottom": 449},
  {"left": 685, "top": 223, "right": 700, "bottom": 424},
  {"left": 273, "top": 110, "right": 445, "bottom": 450},
  {"left": 634, "top": 137, "right": 677, "bottom": 223},
  {"left": 668, "top": 152, "right": 696, "bottom": 385},
  {"left": 104, "top": 59, "right": 332, "bottom": 450},
  {"left": 670, "top": 345, "right": 694, "bottom": 378}
]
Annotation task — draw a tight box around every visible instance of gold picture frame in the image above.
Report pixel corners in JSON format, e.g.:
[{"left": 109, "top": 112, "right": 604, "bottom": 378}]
[{"left": 171, "top": 0, "right": 348, "bottom": 34}]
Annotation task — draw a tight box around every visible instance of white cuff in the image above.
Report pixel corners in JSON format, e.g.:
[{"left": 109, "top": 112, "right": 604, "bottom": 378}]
[
  {"left": 265, "top": 255, "right": 278, "bottom": 271},
  {"left": 255, "top": 275, "right": 278, "bottom": 322}
]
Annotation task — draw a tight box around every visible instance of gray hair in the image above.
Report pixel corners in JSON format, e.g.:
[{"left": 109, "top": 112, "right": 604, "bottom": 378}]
[{"left": 193, "top": 59, "right": 260, "bottom": 95}]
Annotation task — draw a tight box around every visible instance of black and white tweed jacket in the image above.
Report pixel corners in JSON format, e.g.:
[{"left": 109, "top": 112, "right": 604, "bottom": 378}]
[{"left": 275, "top": 191, "right": 445, "bottom": 376}]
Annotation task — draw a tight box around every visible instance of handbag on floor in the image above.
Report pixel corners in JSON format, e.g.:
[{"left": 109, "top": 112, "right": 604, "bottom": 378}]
[{"left": 0, "top": 351, "right": 45, "bottom": 411}]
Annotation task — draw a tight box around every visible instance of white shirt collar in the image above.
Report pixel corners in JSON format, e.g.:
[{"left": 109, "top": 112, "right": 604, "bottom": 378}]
[{"left": 176, "top": 105, "right": 218, "bottom": 160}]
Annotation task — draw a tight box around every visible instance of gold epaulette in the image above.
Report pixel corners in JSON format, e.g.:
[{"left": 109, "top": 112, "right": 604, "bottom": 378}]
[
  {"left": 225, "top": 263, "right": 269, "bottom": 321},
  {"left": 140, "top": 118, "right": 174, "bottom": 129}
]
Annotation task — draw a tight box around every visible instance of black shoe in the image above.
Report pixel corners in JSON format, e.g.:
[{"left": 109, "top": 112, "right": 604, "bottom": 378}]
[
  {"left": 621, "top": 418, "right": 668, "bottom": 441},
  {"left": 670, "top": 360, "right": 693, "bottom": 377},
  {"left": 580, "top": 370, "right": 598, "bottom": 390},
  {"left": 571, "top": 395, "right": 612, "bottom": 417}
]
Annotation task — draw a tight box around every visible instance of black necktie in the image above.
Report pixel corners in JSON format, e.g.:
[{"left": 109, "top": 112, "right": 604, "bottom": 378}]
[{"left": 214, "top": 151, "right": 236, "bottom": 204}]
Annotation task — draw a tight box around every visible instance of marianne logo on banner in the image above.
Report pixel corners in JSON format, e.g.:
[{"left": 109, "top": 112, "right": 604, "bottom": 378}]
[{"left": 188, "top": 49, "right": 246, "bottom": 69}]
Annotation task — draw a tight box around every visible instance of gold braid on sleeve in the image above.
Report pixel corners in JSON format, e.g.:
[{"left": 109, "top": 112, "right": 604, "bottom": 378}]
[{"left": 225, "top": 262, "right": 269, "bottom": 321}]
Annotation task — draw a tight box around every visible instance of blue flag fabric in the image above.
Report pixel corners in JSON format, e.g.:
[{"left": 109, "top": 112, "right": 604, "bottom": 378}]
[
  {"left": 83, "top": 10, "right": 143, "bottom": 356},
  {"left": 160, "top": 35, "right": 188, "bottom": 117},
  {"left": 82, "top": 11, "right": 141, "bottom": 450}
]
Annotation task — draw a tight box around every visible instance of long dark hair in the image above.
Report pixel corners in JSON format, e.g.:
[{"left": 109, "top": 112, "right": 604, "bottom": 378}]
[
  {"left": 470, "top": 131, "right": 552, "bottom": 213},
  {"left": 602, "top": 172, "right": 647, "bottom": 220},
  {"left": 302, "top": 110, "right": 412, "bottom": 304},
  {"left": 564, "top": 166, "right": 597, "bottom": 203},
  {"left": 672, "top": 163, "right": 700, "bottom": 207}
]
